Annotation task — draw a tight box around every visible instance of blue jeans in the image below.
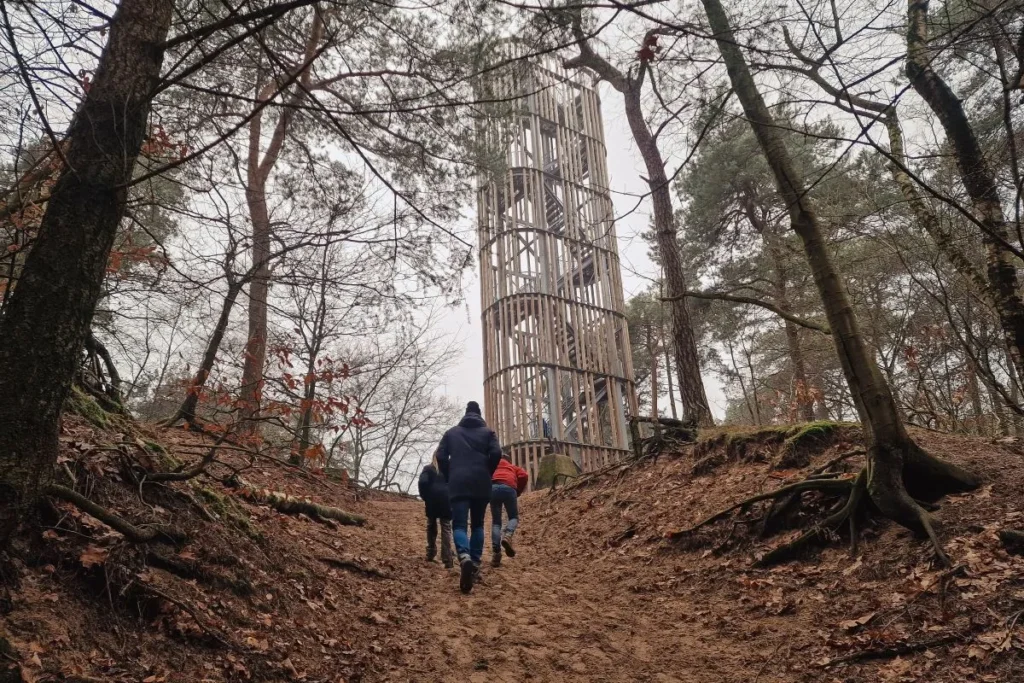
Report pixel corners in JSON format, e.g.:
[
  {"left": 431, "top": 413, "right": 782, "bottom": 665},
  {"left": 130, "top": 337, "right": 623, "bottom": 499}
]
[
  {"left": 451, "top": 497, "right": 489, "bottom": 565},
  {"left": 490, "top": 484, "right": 519, "bottom": 550}
]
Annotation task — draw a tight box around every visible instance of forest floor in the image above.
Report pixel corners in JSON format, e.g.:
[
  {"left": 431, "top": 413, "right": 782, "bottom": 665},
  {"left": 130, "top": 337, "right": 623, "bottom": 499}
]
[{"left": 2, "top": 403, "right": 1024, "bottom": 682}]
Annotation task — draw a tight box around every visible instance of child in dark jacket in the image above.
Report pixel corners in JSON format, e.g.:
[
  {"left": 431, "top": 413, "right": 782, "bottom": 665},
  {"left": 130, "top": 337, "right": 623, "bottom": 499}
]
[
  {"left": 490, "top": 455, "right": 529, "bottom": 567},
  {"left": 418, "top": 462, "right": 454, "bottom": 568}
]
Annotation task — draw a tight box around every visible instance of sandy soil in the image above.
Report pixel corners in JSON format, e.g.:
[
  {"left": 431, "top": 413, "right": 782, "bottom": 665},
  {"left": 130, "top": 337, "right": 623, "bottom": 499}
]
[{"left": 383, "top": 494, "right": 777, "bottom": 683}]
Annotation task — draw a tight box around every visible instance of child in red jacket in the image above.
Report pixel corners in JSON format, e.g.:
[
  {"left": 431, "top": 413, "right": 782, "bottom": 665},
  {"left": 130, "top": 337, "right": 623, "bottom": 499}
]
[{"left": 489, "top": 455, "right": 528, "bottom": 567}]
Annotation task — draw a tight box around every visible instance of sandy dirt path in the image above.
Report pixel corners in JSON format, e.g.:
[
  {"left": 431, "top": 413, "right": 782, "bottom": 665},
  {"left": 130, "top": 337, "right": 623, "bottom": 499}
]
[{"left": 375, "top": 495, "right": 774, "bottom": 683}]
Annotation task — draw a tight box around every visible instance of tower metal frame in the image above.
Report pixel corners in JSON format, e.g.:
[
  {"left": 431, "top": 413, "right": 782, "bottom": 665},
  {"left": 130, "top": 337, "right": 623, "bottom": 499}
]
[{"left": 478, "top": 59, "right": 638, "bottom": 485}]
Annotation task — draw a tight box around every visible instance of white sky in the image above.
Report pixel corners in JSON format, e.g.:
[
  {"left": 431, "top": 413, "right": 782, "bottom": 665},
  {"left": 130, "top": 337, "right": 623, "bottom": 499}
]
[{"left": 433, "top": 81, "right": 728, "bottom": 420}]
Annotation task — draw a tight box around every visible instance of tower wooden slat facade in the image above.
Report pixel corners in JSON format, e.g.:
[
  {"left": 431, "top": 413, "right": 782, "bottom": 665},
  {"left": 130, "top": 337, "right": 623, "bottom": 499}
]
[{"left": 477, "top": 58, "right": 638, "bottom": 486}]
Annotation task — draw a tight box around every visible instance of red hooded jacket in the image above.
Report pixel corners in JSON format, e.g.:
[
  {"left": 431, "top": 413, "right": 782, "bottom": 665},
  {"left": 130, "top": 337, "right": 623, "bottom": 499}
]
[{"left": 492, "top": 458, "right": 529, "bottom": 495}]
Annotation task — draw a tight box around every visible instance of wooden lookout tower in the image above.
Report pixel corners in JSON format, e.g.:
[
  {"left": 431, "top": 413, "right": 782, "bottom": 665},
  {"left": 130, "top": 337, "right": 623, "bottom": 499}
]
[{"left": 477, "top": 58, "right": 638, "bottom": 486}]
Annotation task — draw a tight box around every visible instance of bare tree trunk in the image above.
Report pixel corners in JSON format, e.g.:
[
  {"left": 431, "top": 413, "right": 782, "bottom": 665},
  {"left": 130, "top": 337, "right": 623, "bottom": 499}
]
[
  {"left": 728, "top": 341, "right": 755, "bottom": 424},
  {"left": 664, "top": 343, "right": 678, "bottom": 419},
  {"left": 238, "top": 12, "right": 322, "bottom": 435},
  {"left": 701, "top": 0, "right": 978, "bottom": 536},
  {"left": 648, "top": 328, "right": 660, "bottom": 418},
  {"left": 638, "top": 131, "right": 712, "bottom": 426},
  {"left": 239, "top": 176, "right": 271, "bottom": 433},
  {"left": 564, "top": 23, "right": 713, "bottom": 427},
  {"left": 294, "top": 372, "right": 317, "bottom": 465},
  {"left": 764, "top": 229, "right": 814, "bottom": 422},
  {"left": 966, "top": 356, "right": 984, "bottom": 435},
  {"left": 0, "top": 0, "right": 173, "bottom": 544},
  {"left": 905, "top": 0, "right": 1024, "bottom": 386},
  {"left": 168, "top": 280, "right": 243, "bottom": 426}
]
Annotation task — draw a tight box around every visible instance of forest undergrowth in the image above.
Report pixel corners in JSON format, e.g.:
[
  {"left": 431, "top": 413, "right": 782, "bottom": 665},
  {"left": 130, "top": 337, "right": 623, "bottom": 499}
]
[{"left": 1, "top": 397, "right": 1022, "bottom": 682}]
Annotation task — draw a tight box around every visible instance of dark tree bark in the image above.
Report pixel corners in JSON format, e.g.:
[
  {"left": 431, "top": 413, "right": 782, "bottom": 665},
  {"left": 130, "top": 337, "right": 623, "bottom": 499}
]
[
  {"left": 700, "top": 0, "right": 979, "bottom": 537},
  {"left": 905, "top": 0, "right": 1024, "bottom": 386},
  {"left": 742, "top": 195, "right": 815, "bottom": 421},
  {"left": 167, "top": 279, "right": 244, "bottom": 426},
  {"left": 564, "top": 20, "right": 713, "bottom": 426},
  {"left": 0, "top": 0, "right": 174, "bottom": 544}
]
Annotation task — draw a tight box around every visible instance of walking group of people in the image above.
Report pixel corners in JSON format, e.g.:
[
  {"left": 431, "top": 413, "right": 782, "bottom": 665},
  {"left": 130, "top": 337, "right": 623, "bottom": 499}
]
[{"left": 417, "top": 401, "right": 528, "bottom": 594}]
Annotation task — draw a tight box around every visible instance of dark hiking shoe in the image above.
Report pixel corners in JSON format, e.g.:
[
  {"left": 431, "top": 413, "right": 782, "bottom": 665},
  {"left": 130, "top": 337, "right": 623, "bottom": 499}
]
[
  {"left": 426, "top": 546, "right": 436, "bottom": 562},
  {"left": 501, "top": 536, "right": 516, "bottom": 558},
  {"left": 443, "top": 559, "right": 454, "bottom": 570},
  {"left": 459, "top": 559, "right": 474, "bottom": 594},
  {"left": 491, "top": 551, "right": 502, "bottom": 568}
]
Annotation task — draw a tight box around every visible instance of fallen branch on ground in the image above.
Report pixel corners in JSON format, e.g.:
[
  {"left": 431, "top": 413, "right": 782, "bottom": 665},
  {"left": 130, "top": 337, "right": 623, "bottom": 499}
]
[
  {"left": 233, "top": 483, "right": 365, "bottom": 526},
  {"left": 45, "top": 484, "right": 187, "bottom": 544}
]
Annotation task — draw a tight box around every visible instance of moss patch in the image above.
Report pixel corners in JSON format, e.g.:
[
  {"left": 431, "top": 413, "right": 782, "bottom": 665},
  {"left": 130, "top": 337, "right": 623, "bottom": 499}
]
[
  {"left": 192, "top": 484, "right": 262, "bottom": 540},
  {"left": 66, "top": 385, "right": 110, "bottom": 429},
  {"left": 778, "top": 421, "right": 844, "bottom": 469},
  {"left": 693, "top": 422, "right": 858, "bottom": 474}
]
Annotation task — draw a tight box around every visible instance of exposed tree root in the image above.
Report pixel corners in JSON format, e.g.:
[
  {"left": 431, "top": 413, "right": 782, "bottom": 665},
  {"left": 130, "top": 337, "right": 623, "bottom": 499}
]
[
  {"left": 143, "top": 431, "right": 228, "bottom": 483},
  {"left": 998, "top": 528, "right": 1024, "bottom": 555},
  {"left": 134, "top": 583, "right": 240, "bottom": 651},
  {"left": 232, "top": 484, "right": 365, "bottom": 526},
  {"left": 666, "top": 476, "right": 854, "bottom": 542},
  {"left": 317, "top": 556, "right": 389, "bottom": 579},
  {"left": 670, "top": 426, "right": 984, "bottom": 566},
  {"left": 753, "top": 471, "right": 866, "bottom": 567},
  {"left": 146, "top": 551, "right": 253, "bottom": 596},
  {"left": 44, "top": 484, "right": 187, "bottom": 545},
  {"left": 820, "top": 634, "right": 962, "bottom": 667},
  {"left": 809, "top": 448, "right": 865, "bottom": 475},
  {"left": 629, "top": 416, "right": 698, "bottom": 461}
]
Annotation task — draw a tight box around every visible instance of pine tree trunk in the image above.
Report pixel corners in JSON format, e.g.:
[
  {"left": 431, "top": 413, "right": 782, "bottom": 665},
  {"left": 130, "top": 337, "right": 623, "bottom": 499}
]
[
  {"left": 240, "top": 177, "right": 271, "bottom": 434},
  {"left": 0, "top": 0, "right": 173, "bottom": 544},
  {"left": 905, "top": 0, "right": 1024, "bottom": 387},
  {"left": 623, "top": 92, "right": 712, "bottom": 425},
  {"left": 701, "top": 0, "right": 979, "bottom": 533}
]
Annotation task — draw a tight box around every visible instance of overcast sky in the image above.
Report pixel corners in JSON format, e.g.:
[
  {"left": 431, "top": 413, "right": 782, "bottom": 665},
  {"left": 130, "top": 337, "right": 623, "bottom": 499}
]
[{"left": 433, "top": 81, "right": 728, "bottom": 420}]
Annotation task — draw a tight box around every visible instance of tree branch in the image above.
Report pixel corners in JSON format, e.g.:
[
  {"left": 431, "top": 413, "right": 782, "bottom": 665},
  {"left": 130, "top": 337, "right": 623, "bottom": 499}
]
[{"left": 663, "top": 290, "right": 830, "bottom": 334}]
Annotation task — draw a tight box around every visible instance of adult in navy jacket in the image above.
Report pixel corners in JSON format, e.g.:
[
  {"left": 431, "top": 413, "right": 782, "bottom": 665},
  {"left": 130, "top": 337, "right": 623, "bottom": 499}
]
[{"left": 436, "top": 401, "right": 502, "bottom": 593}]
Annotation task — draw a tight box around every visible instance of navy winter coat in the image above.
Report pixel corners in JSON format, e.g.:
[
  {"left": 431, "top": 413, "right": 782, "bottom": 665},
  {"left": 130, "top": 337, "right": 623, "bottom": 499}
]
[
  {"left": 417, "top": 464, "right": 451, "bottom": 519},
  {"left": 436, "top": 414, "right": 502, "bottom": 500}
]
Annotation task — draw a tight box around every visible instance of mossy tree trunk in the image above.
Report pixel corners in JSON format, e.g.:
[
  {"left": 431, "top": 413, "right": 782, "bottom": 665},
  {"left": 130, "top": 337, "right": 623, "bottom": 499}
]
[
  {"left": 0, "top": 0, "right": 174, "bottom": 545},
  {"left": 699, "top": 0, "right": 979, "bottom": 535}
]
